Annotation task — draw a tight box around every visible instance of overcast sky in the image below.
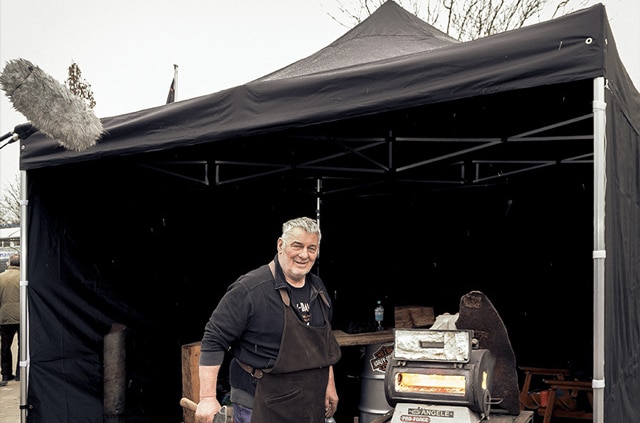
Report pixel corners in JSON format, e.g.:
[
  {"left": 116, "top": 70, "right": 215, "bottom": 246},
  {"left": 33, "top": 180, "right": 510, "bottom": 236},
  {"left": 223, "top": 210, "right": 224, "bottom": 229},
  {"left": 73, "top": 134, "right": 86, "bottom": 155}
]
[{"left": 1, "top": 0, "right": 638, "bottom": 195}]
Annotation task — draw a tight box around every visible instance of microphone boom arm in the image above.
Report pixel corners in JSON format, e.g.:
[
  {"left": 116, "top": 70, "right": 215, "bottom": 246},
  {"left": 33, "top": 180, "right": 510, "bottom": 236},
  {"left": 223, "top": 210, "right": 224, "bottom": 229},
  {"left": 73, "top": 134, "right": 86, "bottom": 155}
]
[{"left": 0, "top": 122, "right": 38, "bottom": 150}]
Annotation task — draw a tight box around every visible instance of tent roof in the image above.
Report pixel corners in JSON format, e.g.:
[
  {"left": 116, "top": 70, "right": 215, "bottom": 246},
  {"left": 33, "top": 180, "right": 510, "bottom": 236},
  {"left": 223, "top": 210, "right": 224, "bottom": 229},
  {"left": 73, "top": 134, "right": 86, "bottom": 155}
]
[
  {"left": 18, "top": 2, "right": 639, "bottom": 170},
  {"left": 255, "top": 1, "right": 458, "bottom": 81}
]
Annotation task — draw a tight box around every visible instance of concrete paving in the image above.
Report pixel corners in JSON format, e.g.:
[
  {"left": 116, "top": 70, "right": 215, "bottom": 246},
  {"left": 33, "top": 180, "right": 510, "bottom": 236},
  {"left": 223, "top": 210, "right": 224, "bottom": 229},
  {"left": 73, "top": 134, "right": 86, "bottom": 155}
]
[{"left": 0, "top": 336, "right": 20, "bottom": 423}]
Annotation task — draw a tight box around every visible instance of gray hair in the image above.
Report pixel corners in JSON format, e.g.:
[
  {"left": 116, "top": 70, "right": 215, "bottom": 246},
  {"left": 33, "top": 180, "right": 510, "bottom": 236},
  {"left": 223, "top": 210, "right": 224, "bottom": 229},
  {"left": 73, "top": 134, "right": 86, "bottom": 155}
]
[{"left": 281, "top": 217, "right": 321, "bottom": 244}]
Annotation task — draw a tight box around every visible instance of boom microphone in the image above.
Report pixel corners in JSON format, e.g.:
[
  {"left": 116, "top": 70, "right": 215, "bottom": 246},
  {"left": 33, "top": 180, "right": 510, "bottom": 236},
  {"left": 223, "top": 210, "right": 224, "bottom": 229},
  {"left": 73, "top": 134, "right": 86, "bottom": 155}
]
[{"left": 0, "top": 58, "right": 103, "bottom": 152}]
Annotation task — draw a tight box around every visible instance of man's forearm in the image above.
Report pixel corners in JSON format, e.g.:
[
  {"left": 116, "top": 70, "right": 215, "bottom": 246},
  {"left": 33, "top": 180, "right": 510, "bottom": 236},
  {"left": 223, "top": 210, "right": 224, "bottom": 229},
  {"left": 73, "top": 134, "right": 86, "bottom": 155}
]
[
  {"left": 195, "top": 365, "right": 222, "bottom": 423},
  {"left": 199, "top": 364, "right": 221, "bottom": 400},
  {"left": 325, "top": 365, "right": 339, "bottom": 418}
]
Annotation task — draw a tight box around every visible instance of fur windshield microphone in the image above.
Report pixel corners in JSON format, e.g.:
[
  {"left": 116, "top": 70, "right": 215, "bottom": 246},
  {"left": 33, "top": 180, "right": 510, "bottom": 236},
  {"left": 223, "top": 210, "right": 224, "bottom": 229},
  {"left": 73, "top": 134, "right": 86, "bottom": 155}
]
[{"left": 0, "top": 58, "right": 104, "bottom": 152}]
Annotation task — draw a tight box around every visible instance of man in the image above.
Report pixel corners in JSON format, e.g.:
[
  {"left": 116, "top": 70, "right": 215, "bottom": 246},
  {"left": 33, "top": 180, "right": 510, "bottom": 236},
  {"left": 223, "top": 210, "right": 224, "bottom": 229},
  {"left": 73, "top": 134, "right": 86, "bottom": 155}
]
[
  {"left": 196, "top": 217, "right": 341, "bottom": 423},
  {"left": 0, "top": 253, "right": 20, "bottom": 386}
]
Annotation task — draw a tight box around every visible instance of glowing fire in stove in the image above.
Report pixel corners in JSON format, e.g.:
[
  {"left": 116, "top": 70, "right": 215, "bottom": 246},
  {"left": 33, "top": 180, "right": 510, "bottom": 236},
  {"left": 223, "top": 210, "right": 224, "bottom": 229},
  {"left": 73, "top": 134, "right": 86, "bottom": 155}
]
[{"left": 395, "top": 372, "right": 466, "bottom": 395}]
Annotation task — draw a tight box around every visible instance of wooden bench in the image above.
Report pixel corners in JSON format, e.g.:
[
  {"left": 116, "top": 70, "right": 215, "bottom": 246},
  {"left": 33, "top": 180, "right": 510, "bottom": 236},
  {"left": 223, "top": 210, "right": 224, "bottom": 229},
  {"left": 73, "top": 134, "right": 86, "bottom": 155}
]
[
  {"left": 519, "top": 366, "right": 571, "bottom": 410},
  {"left": 518, "top": 366, "right": 592, "bottom": 422},
  {"left": 541, "top": 379, "right": 593, "bottom": 423}
]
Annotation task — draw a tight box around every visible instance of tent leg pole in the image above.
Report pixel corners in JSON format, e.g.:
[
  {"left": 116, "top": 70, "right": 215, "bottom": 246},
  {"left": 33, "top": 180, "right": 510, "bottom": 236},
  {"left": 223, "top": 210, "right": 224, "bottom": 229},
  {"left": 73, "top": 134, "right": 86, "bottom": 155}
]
[
  {"left": 316, "top": 178, "right": 322, "bottom": 277},
  {"left": 19, "top": 170, "right": 29, "bottom": 422},
  {"left": 592, "top": 76, "right": 606, "bottom": 423}
]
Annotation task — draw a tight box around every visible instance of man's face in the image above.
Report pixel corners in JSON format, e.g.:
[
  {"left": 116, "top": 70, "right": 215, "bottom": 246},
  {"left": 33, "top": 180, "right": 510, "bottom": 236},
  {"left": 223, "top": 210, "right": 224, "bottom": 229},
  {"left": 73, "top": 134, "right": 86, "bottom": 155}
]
[{"left": 278, "top": 227, "right": 319, "bottom": 284}]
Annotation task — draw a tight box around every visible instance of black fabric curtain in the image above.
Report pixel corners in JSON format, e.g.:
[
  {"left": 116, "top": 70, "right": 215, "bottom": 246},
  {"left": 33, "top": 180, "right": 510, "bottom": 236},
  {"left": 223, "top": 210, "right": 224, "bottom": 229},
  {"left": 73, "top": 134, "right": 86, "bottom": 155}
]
[{"left": 604, "top": 89, "right": 640, "bottom": 422}]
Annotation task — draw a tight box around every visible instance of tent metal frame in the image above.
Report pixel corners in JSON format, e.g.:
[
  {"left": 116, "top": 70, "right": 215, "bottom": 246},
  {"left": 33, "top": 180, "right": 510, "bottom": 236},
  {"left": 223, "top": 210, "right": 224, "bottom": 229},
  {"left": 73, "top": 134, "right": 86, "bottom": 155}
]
[
  {"left": 592, "top": 76, "right": 606, "bottom": 423},
  {"left": 19, "top": 170, "right": 28, "bottom": 423},
  {"left": 208, "top": 113, "right": 594, "bottom": 191}
]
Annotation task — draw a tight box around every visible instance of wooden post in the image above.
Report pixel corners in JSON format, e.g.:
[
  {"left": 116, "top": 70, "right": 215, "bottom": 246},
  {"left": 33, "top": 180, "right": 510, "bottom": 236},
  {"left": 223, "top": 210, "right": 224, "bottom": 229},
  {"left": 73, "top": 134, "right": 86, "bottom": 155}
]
[
  {"left": 181, "top": 342, "right": 201, "bottom": 423},
  {"left": 104, "top": 323, "right": 127, "bottom": 423}
]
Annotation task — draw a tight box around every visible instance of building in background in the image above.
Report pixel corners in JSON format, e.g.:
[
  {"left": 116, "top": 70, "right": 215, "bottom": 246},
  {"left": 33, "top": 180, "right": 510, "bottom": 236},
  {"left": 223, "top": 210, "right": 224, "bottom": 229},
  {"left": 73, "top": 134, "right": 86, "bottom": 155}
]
[{"left": 0, "top": 226, "right": 19, "bottom": 268}]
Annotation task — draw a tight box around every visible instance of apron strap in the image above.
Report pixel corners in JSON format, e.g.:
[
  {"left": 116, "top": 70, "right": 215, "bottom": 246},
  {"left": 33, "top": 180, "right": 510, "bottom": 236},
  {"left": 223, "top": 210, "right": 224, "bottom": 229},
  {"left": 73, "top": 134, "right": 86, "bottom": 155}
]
[
  {"left": 318, "top": 289, "right": 330, "bottom": 308},
  {"left": 270, "top": 261, "right": 292, "bottom": 307},
  {"left": 278, "top": 288, "right": 291, "bottom": 307}
]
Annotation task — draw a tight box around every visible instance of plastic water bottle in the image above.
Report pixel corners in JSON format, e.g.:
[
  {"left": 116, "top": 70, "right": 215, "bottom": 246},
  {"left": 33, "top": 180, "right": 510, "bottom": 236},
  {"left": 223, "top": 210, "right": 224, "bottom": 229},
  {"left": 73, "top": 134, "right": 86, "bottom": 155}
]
[{"left": 375, "top": 300, "right": 384, "bottom": 331}]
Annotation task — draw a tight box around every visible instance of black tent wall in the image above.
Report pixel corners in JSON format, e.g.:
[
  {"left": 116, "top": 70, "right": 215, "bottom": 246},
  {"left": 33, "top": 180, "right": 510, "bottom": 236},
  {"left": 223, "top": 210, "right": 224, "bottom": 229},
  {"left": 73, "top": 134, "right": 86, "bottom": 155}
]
[
  {"left": 16, "top": 2, "right": 640, "bottom": 422},
  {"left": 604, "top": 87, "right": 640, "bottom": 422}
]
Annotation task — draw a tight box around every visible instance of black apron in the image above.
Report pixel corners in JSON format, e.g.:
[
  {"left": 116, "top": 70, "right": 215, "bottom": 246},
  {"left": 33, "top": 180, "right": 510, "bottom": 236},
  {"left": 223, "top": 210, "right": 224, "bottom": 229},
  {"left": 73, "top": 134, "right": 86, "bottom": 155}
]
[{"left": 250, "top": 286, "right": 341, "bottom": 423}]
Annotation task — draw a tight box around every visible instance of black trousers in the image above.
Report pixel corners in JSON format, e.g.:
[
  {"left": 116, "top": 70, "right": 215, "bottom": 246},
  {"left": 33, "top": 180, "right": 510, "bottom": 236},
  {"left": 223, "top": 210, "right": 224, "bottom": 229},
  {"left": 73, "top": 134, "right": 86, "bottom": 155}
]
[{"left": 0, "top": 324, "right": 20, "bottom": 378}]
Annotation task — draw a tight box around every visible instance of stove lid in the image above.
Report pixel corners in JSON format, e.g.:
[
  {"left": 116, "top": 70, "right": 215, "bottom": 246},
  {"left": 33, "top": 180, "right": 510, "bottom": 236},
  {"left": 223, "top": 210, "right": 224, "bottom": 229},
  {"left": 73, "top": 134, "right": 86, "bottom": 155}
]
[{"left": 394, "top": 329, "right": 474, "bottom": 363}]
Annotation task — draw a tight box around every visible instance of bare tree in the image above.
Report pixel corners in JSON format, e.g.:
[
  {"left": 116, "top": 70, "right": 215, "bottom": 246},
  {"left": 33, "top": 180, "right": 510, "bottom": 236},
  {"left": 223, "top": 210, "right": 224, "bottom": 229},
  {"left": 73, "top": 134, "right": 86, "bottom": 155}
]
[
  {"left": 66, "top": 61, "right": 97, "bottom": 109},
  {"left": 0, "top": 175, "right": 20, "bottom": 226},
  {"left": 324, "top": 0, "right": 587, "bottom": 41}
]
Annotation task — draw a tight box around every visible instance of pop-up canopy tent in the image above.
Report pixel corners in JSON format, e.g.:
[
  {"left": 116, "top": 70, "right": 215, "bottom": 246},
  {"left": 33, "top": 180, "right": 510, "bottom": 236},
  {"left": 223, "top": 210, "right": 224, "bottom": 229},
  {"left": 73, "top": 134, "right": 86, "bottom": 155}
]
[{"left": 14, "top": 1, "right": 640, "bottom": 422}]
